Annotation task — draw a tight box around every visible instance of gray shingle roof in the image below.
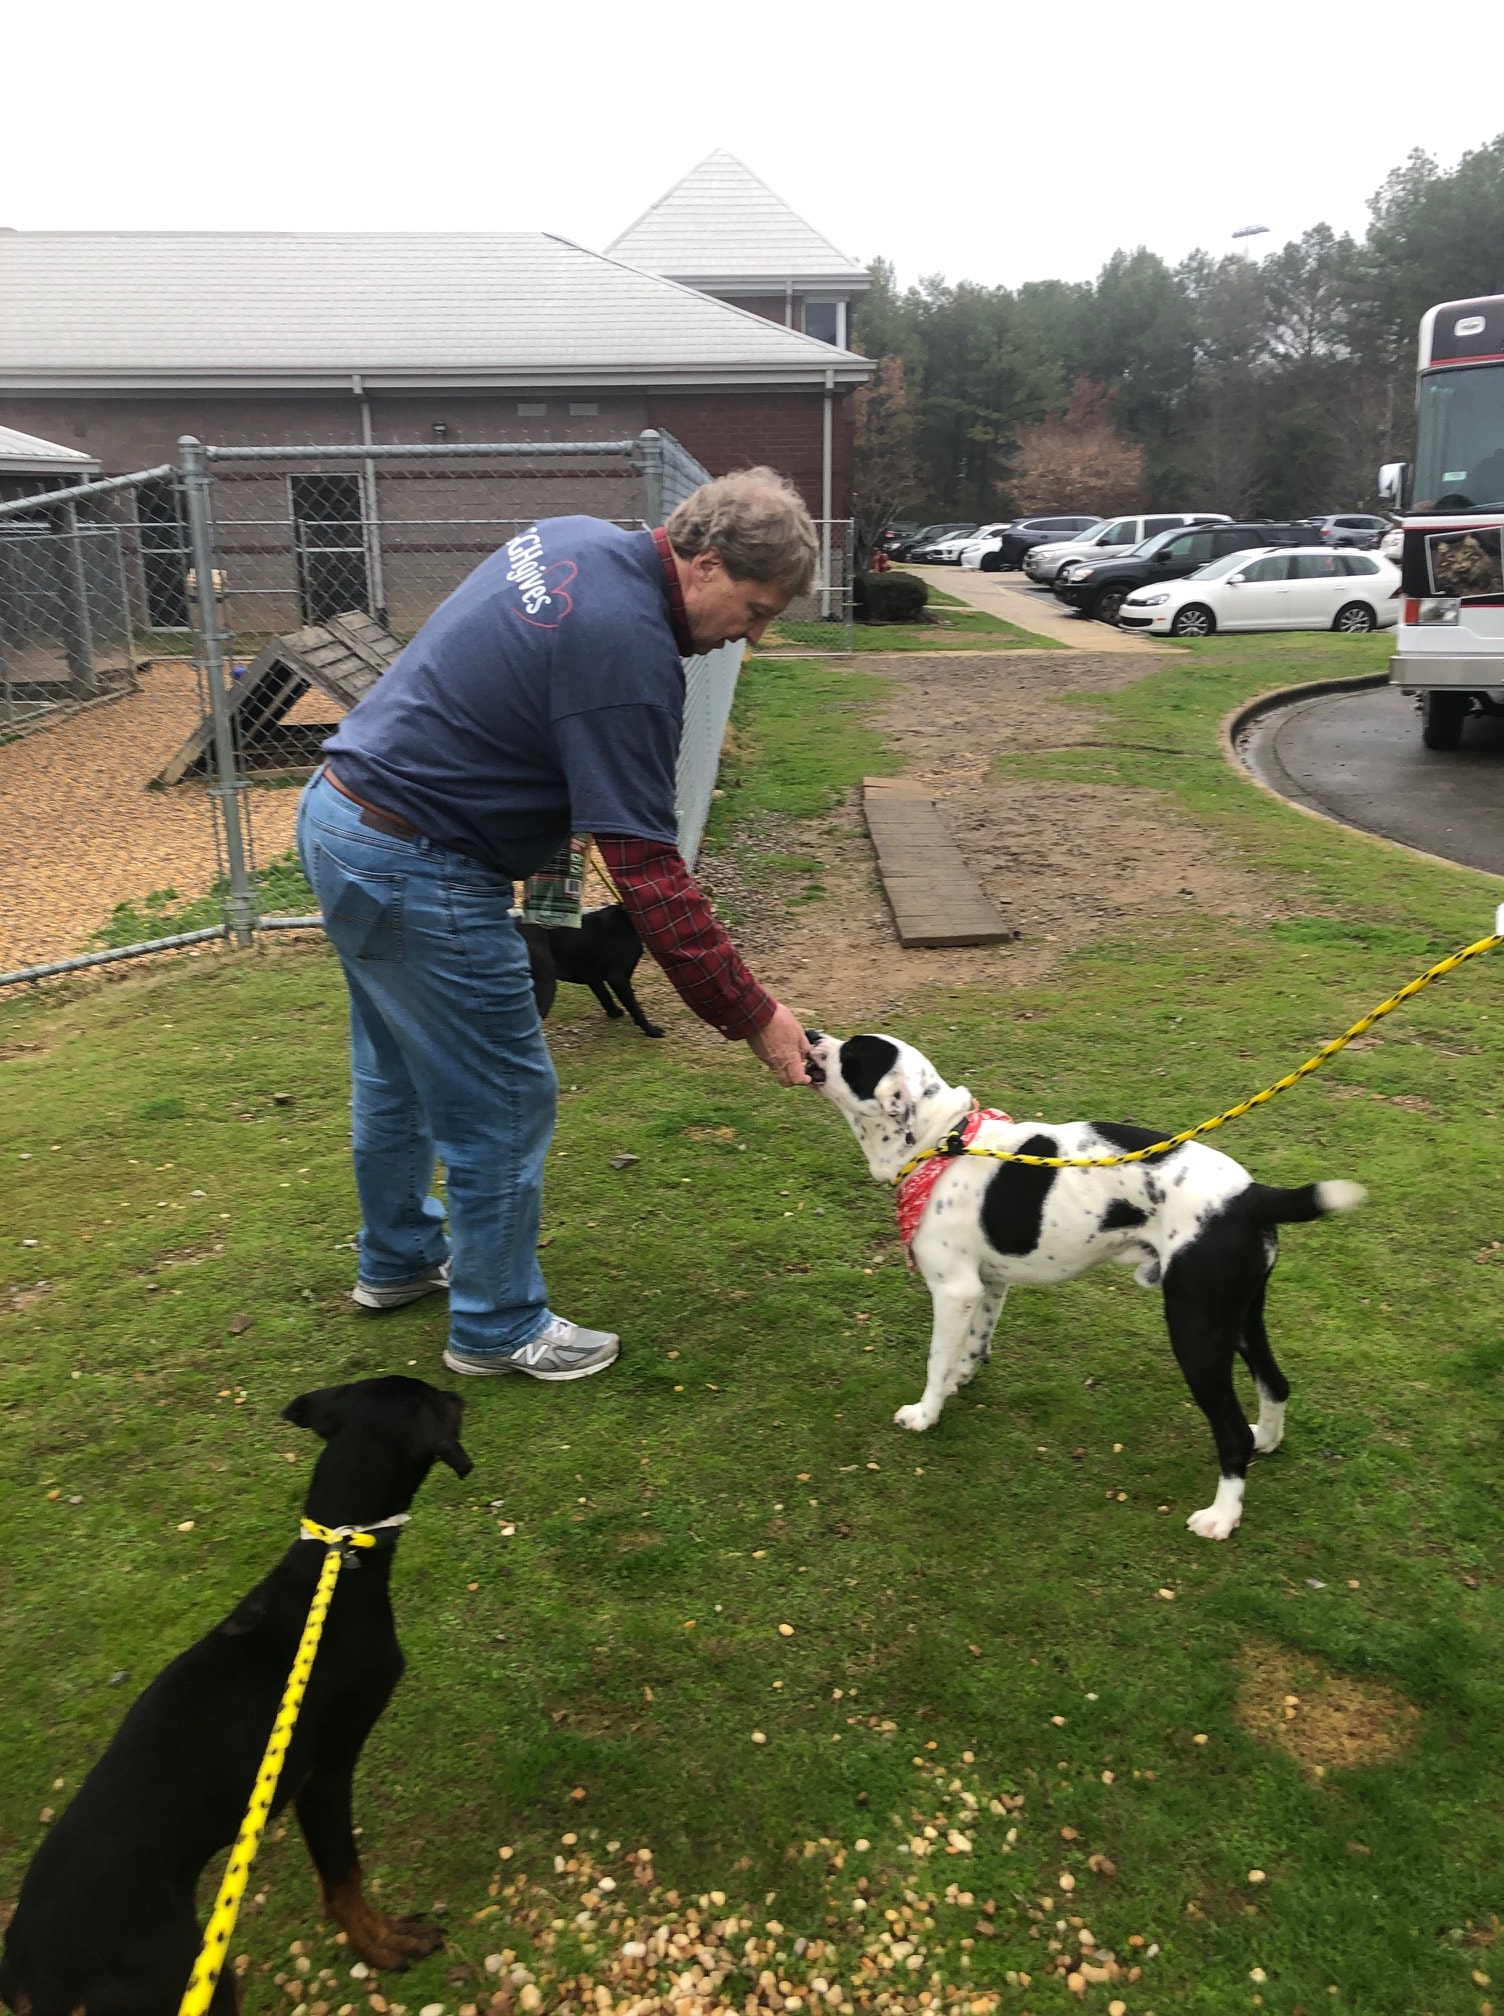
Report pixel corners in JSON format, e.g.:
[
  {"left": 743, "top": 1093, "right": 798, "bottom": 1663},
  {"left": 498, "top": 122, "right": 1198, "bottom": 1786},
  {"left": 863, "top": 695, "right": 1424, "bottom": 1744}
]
[
  {"left": 608, "top": 152, "right": 869, "bottom": 291},
  {"left": 0, "top": 423, "right": 100, "bottom": 474},
  {"left": 0, "top": 231, "right": 871, "bottom": 393}
]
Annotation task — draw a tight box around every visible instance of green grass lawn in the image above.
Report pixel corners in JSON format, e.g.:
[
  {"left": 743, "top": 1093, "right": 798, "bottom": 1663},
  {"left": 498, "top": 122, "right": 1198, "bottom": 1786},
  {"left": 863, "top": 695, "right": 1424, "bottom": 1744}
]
[{"left": 1, "top": 634, "right": 1501, "bottom": 2015}]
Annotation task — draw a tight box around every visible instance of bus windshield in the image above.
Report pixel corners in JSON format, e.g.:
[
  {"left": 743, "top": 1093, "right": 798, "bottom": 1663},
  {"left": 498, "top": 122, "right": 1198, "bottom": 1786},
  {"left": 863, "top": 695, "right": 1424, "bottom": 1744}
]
[{"left": 1413, "top": 363, "right": 1504, "bottom": 511}]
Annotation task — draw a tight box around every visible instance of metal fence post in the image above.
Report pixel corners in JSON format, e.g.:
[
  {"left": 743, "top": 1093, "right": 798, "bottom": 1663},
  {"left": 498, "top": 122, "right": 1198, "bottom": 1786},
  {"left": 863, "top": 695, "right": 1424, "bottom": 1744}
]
[
  {"left": 637, "top": 429, "right": 665, "bottom": 528},
  {"left": 58, "top": 497, "right": 99, "bottom": 694},
  {"left": 179, "top": 436, "right": 256, "bottom": 947},
  {"left": 355, "top": 375, "right": 389, "bottom": 623},
  {"left": 843, "top": 520, "right": 854, "bottom": 653}
]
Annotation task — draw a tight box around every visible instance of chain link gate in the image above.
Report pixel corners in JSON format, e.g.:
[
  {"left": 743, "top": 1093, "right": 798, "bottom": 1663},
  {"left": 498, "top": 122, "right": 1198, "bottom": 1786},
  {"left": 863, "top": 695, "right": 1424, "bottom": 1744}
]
[
  {"left": 765, "top": 518, "right": 853, "bottom": 653},
  {"left": 0, "top": 469, "right": 178, "bottom": 734},
  {"left": 1, "top": 430, "right": 746, "bottom": 986}
]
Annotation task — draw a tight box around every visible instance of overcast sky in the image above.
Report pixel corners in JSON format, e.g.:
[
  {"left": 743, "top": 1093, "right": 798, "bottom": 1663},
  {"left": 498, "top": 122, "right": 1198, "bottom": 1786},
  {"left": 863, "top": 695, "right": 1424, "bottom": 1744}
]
[{"left": 9, "top": 0, "right": 1501, "bottom": 296}]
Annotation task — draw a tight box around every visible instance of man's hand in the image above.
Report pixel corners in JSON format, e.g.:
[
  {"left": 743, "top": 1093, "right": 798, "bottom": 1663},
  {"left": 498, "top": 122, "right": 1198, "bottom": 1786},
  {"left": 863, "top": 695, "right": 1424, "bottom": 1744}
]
[{"left": 748, "top": 1002, "right": 813, "bottom": 1087}]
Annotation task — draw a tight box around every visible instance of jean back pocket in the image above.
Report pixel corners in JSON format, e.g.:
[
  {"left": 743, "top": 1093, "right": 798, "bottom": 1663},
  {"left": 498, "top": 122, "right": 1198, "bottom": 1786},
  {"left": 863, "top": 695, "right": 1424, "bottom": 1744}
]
[{"left": 314, "top": 839, "right": 405, "bottom": 963}]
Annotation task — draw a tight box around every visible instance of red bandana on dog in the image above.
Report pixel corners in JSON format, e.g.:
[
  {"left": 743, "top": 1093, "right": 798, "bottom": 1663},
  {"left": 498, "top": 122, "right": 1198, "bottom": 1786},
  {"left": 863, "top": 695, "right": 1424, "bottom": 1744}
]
[{"left": 896, "top": 1108, "right": 1013, "bottom": 1266}]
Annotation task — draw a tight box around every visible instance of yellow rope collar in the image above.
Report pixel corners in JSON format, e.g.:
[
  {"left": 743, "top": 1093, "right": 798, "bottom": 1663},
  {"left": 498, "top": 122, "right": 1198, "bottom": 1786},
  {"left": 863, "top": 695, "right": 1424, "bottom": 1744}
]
[
  {"left": 177, "top": 1513, "right": 410, "bottom": 2015},
  {"left": 299, "top": 1512, "right": 409, "bottom": 1549},
  {"left": 893, "top": 913, "right": 1504, "bottom": 1182}
]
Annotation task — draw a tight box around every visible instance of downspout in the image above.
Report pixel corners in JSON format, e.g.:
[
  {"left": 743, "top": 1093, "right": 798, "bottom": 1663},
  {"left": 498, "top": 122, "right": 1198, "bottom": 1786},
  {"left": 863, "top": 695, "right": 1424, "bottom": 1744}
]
[
  {"left": 821, "top": 367, "right": 834, "bottom": 619},
  {"left": 353, "top": 372, "right": 388, "bottom": 623},
  {"left": 785, "top": 277, "right": 794, "bottom": 329}
]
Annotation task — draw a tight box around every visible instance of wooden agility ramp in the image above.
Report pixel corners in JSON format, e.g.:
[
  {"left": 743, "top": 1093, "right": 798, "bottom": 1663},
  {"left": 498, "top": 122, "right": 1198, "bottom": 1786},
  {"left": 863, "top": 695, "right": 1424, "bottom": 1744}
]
[
  {"left": 863, "top": 775, "right": 1011, "bottom": 948},
  {"left": 157, "top": 611, "right": 402, "bottom": 784}
]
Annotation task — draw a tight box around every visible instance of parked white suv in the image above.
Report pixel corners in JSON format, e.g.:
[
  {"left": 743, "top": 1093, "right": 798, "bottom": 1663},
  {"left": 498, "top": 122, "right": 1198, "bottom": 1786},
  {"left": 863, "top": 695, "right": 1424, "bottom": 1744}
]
[
  {"left": 930, "top": 522, "right": 1011, "bottom": 565},
  {"left": 1024, "top": 512, "right": 1231, "bottom": 584}
]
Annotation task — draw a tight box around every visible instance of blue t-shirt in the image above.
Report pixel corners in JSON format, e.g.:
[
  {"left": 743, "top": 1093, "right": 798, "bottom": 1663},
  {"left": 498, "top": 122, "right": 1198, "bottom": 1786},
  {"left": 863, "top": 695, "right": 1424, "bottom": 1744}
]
[{"left": 323, "top": 517, "right": 684, "bottom": 878}]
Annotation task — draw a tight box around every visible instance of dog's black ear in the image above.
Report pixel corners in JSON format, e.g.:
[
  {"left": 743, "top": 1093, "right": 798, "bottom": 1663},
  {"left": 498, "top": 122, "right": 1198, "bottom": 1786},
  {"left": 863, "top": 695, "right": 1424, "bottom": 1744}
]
[
  {"left": 281, "top": 1385, "right": 349, "bottom": 1440},
  {"left": 415, "top": 1391, "right": 473, "bottom": 1478},
  {"left": 840, "top": 1034, "right": 901, "bottom": 1104}
]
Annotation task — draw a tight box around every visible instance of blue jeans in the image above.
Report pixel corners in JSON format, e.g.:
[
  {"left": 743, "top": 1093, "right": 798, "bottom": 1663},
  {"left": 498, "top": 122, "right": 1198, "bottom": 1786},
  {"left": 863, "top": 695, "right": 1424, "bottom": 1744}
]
[{"left": 296, "top": 769, "right": 557, "bottom": 1357}]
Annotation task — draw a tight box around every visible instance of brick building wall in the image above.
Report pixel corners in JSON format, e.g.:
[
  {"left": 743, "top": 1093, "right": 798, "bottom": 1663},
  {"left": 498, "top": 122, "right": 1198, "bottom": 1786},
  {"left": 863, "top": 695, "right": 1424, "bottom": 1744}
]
[
  {"left": 0, "top": 384, "right": 856, "bottom": 518},
  {"left": 645, "top": 388, "right": 853, "bottom": 519},
  {"left": 714, "top": 293, "right": 802, "bottom": 327}
]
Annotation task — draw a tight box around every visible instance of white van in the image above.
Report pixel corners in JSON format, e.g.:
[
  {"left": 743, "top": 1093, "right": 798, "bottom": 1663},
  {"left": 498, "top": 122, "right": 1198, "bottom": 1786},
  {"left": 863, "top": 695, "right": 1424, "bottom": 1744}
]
[{"left": 1024, "top": 512, "right": 1231, "bottom": 584}]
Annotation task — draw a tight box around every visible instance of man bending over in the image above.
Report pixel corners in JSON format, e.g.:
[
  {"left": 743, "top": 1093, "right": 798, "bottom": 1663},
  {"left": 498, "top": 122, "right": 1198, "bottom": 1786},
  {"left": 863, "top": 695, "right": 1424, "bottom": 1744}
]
[{"left": 297, "top": 468, "right": 816, "bottom": 1382}]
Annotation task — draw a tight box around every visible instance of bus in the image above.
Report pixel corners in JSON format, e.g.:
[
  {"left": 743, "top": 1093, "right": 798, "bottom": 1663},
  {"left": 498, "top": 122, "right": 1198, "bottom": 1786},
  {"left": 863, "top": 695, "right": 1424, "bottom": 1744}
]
[{"left": 1380, "top": 292, "right": 1504, "bottom": 748}]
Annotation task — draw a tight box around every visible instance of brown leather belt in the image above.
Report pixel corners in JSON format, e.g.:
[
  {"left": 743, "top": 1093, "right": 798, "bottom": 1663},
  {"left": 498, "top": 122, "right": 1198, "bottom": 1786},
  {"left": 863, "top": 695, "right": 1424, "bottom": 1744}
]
[{"left": 324, "top": 765, "right": 421, "bottom": 840}]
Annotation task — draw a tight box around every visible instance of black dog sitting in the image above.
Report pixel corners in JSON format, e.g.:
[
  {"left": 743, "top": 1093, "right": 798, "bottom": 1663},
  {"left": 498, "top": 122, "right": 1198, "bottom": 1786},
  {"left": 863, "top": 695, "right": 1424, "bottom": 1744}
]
[
  {"left": 0, "top": 1376, "right": 472, "bottom": 2015},
  {"left": 520, "top": 902, "right": 663, "bottom": 1037}
]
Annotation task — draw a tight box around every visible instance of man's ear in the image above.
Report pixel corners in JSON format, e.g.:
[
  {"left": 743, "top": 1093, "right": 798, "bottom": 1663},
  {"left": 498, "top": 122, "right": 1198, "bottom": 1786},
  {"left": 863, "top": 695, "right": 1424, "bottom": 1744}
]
[
  {"left": 281, "top": 1385, "right": 349, "bottom": 1440},
  {"left": 415, "top": 1392, "right": 474, "bottom": 1478}
]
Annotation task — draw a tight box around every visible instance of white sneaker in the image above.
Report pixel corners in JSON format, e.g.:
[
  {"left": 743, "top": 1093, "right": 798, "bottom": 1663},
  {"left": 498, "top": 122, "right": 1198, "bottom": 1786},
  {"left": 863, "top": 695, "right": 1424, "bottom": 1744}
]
[{"left": 443, "top": 1315, "right": 620, "bottom": 1383}]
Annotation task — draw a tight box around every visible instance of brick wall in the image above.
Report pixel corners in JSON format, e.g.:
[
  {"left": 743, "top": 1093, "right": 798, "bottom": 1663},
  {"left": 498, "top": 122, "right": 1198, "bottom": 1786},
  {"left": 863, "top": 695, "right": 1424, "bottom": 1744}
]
[
  {"left": 644, "top": 387, "right": 854, "bottom": 517},
  {"left": 709, "top": 293, "right": 801, "bottom": 327},
  {"left": 0, "top": 393, "right": 655, "bottom": 476},
  {"left": 0, "top": 381, "right": 855, "bottom": 517}
]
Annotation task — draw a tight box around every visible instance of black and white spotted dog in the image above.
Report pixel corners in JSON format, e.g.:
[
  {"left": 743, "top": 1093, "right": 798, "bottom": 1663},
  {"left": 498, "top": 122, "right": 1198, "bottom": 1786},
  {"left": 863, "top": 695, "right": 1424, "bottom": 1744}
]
[{"left": 805, "top": 1031, "right": 1366, "bottom": 1539}]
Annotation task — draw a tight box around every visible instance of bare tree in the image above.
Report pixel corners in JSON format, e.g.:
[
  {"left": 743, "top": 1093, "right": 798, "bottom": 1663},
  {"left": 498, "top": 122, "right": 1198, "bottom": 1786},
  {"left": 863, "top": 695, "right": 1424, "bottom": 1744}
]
[
  {"left": 1009, "top": 378, "right": 1146, "bottom": 515},
  {"left": 851, "top": 355, "right": 920, "bottom": 567}
]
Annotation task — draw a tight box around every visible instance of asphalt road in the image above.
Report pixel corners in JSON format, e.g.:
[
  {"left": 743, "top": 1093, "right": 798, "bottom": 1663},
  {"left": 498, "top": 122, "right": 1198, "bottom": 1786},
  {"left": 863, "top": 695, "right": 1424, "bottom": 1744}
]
[{"left": 1241, "top": 681, "right": 1504, "bottom": 876}]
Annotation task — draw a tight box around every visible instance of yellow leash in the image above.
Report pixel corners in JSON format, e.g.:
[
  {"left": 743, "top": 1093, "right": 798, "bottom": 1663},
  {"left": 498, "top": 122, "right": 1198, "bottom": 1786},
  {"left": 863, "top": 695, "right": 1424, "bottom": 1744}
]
[
  {"left": 895, "top": 911, "right": 1504, "bottom": 1181},
  {"left": 177, "top": 1517, "right": 402, "bottom": 2016},
  {"left": 588, "top": 840, "right": 624, "bottom": 906}
]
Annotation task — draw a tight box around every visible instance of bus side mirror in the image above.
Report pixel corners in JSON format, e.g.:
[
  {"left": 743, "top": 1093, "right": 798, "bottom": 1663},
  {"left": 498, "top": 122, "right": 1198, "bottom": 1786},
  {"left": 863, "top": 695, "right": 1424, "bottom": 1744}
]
[{"left": 1377, "top": 462, "right": 1408, "bottom": 505}]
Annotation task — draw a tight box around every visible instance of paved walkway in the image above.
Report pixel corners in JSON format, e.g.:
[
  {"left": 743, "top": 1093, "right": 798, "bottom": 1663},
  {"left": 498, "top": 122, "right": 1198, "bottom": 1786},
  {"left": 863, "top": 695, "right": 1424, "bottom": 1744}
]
[
  {"left": 1239, "top": 682, "right": 1504, "bottom": 878},
  {"left": 908, "top": 563, "right": 1175, "bottom": 654}
]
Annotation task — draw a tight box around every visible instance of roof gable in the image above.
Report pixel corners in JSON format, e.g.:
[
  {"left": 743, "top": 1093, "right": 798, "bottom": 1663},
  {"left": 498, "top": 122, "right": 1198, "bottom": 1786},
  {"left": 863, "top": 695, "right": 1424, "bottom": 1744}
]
[
  {"left": 608, "top": 151, "right": 868, "bottom": 289},
  {"left": 0, "top": 422, "right": 100, "bottom": 474},
  {"left": 0, "top": 231, "right": 871, "bottom": 393}
]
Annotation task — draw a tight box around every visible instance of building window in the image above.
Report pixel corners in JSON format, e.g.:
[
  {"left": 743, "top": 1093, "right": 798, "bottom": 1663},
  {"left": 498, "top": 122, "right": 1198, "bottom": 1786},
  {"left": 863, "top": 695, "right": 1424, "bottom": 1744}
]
[
  {"left": 517, "top": 402, "right": 547, "bottom": 417},
  {"left": 803, "top": 301, "right": 840, "bottom": 345},
  {"left": 569, "top": 402, "right": 599, "bottom": 417}
]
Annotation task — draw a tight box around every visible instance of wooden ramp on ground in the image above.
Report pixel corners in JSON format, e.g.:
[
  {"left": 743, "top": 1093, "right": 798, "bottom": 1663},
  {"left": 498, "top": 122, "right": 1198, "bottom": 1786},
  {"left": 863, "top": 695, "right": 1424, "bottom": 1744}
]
[
  {"left": 863, "top": 775, "right": 1011, "bottom": 948},
  {"left": 156, "top": 611, "right": 403, "bottom": 784}
]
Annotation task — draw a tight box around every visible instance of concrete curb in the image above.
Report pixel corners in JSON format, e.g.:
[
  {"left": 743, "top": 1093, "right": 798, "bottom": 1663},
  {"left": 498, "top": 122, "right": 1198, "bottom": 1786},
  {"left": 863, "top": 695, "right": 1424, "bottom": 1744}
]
[{"left": 1217, "top": 671, "right": 1504, "bottom": 887}]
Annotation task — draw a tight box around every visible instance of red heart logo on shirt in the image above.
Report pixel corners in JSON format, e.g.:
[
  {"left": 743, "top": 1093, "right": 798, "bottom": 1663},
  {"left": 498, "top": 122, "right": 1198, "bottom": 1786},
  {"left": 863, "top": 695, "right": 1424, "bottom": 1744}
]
[{"left": 514, "top": 559, "right": 577, "bottom": 628}]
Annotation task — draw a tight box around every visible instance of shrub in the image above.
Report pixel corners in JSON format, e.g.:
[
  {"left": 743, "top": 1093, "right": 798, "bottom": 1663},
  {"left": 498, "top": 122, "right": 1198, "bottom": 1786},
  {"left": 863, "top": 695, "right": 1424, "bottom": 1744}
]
[{"left": 853, "top": 569, "right": 928, "bottom": 623}]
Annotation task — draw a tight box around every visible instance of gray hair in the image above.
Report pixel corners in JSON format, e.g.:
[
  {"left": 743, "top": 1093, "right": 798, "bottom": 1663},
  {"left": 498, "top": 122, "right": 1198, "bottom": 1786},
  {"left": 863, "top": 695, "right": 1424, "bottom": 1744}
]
[{"left": 664, "top": 467, "right": 819, "bottom": 596}]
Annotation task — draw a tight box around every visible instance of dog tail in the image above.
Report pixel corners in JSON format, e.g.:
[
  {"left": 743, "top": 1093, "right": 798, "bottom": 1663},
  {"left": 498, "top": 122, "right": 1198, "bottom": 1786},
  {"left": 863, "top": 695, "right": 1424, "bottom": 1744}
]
[{"left": 1243, "top": 1178, "right": 1367, "bottom": 1226}]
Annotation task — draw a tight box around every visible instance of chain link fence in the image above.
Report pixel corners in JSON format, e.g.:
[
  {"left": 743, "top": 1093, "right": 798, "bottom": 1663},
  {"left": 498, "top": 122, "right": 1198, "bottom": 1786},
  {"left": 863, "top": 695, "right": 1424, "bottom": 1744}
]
[
  {"left": 0, "top": 430, "right": 751, "bottom": 986},
  {"left": 0, "top": 469, "right": 187, "bottom": 734},
  {"left": 764, "top": 518, "right": 854, "bottom": 652}
]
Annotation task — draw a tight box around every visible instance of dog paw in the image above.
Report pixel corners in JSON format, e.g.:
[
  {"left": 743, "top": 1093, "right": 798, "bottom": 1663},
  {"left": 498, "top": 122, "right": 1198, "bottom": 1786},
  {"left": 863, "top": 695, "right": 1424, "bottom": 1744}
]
[
  {"left": 1252, "top": 1401, "right": 1286, "bottom": 1455},
  {"left": 1186, "top": 1504, "right": 1241, "bottom": 1541},
  {"left": 894, "top": 1402, "right": 937, "bottom": 1432},
  {"left": 643, "top": 1025, "right": 664, "bottom": 1039},
  {"left": 348, "top": 1911, "right": 444, "bottom": 1968}
]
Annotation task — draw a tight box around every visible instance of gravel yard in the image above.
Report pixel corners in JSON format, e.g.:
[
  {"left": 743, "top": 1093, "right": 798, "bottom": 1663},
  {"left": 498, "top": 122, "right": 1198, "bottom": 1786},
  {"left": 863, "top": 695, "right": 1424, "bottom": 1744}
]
[
  {"left": 700, "top": 648, "right": 1280, "bottom": 1029},
  {"left": 0, "top": 664, "right": 339, "bottom": 972}
]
